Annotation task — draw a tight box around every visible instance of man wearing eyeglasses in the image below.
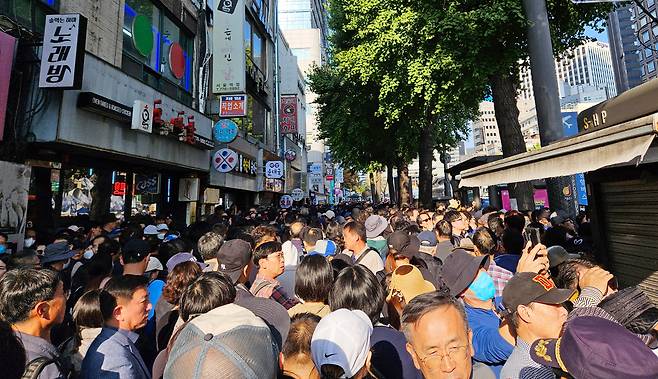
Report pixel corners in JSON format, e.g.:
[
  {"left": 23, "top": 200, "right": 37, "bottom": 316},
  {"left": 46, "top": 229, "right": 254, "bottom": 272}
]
[
  {"left": 401, "top": 292, "right": 495, "bottom": 379},
  {"left": 417, "top": 212, "right": 434, "bottom": 232}
]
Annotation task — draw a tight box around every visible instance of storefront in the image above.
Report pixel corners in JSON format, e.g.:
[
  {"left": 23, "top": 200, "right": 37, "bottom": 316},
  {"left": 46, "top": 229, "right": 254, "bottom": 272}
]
[
  {"left": 459, "top": 79, "right": 658, "bottom": 303},
  {"left": 26, "top": 53, "right": 214, "bottom": 227}
]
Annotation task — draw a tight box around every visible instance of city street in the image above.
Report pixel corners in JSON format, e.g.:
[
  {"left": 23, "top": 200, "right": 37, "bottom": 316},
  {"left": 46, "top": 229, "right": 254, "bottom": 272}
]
[{"left": 0, "top": 0, "right": 658, "bottom": 378}]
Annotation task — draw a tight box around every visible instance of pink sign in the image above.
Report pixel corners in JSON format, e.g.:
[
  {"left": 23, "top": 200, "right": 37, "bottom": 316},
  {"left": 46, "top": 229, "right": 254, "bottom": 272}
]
[
  {"left": 0, "top": 31, "right": 16, "bottom": 142},
  {"left": 501, "top": 189, "right": 550, "bottom": 210}
]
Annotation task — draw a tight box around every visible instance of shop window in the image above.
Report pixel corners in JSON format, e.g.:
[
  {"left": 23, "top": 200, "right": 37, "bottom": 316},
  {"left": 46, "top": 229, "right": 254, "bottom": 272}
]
[
  {"left": 60, "top": 169, "right": 94, "bottom": 217},
  {"left": 122, "top": 0, "right": 194, "bottom": 104}
]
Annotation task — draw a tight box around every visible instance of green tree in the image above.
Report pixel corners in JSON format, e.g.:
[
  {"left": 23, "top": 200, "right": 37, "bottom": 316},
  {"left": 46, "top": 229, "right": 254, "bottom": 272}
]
[{"left": 426, "top": 0, "right": 612, "bottom": 209}]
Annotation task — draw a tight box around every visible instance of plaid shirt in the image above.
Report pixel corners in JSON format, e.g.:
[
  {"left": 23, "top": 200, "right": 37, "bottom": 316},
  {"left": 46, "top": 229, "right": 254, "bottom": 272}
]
[
  {"left": 251, "top": 275, "right": 299, "bottom": 310},
  {"left": 488, "top": 259, "right": 513, "bottom": 298}
]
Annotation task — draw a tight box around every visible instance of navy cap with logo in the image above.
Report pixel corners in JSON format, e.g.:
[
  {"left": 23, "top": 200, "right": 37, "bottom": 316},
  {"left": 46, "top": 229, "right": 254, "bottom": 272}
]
[
  {"left": 122, "top": 239, "right": 150, "bottom": 264},
  {"left": 530, "top": 316, "right": 658, "bottom": 379},
  {"left": 502, "top": 272, "right": 575, "bottom": 315},
  {"left": 216, "top": 239, "right": 252, "bottom": 284}
]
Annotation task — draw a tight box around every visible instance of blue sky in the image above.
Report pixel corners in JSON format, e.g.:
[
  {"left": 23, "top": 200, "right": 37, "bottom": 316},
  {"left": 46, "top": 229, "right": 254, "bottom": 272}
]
[{"left": 585, "top": 25, "right": 609, "bottom": 42}]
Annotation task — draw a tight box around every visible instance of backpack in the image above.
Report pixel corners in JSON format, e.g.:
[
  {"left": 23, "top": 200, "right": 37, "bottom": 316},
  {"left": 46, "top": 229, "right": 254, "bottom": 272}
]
[
  {"left": 412, "top": 253, "right": 450, "bottom": 296},
  {"left": 22, "top": 357, "right": 59, "bottom": 379},
  {"left": 354, "top": 248, "right": 379, "bottom": 266}
]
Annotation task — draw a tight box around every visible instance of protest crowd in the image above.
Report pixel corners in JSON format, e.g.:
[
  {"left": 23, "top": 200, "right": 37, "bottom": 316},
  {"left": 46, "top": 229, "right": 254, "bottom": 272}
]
[{"left": 1, "top": 200, "right": 658, "bottom": 379}]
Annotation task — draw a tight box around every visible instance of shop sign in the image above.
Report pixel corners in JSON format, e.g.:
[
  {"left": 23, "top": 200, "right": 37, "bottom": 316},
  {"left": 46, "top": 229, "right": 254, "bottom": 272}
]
[
  {"left": 131, "top": 100, "right": 153, "bottom": 133},
  {"left": 326, "top": 166, "right": 334, "bottom": 177},
  {"left": 213, "top": 148, "right": 239, "bottom": 173},
  {"left": 77, "top": 92, "right": 132, "bottom": 122},
  {"left": 112, "top": 181, "right": 127, "bottom": 196},
  {"left": 326, "top": 175, "right": 334, "bottom": 181},
  {"left": 134, "top": 174, "right": 159, "bottom": 195},
  {"left": 280, "top": 95, "right": 298, "bottom": 134},
  {"left": 310, "top": 174, "right": 323, "bottom": 193},
  {"left": 213, "top": 119, "right": 239, "bottom": 142},
  {"left": 212, "top": 0, "right": 246, "bottom": 93},
  {"left": 291, "top": 188, "right": 304, "bottom": 201},
  {"left": 279, "top": 195, "right": 293, "bottom": 209},
  {"left": 193, "top": 135, "right": 215, "bottom": 150},
  {"left": 265, "top": 161, "right": 284, "bottom": 179},
  {"left": 284, "top": 149, "right": 297, "bottom": 161},
  {"left": 0, "top": 31, "right": 16, "bottom": 142},
  {"left": 235, "top": 154, "right": 258, "bottom": 176},
  {"left": 264, "top": 178, "right": 284, "bottom": 192},
  {"left": 219, "top": 95, "right": 247, "bottom": 117},
  {"left": 179, "top": 177, "right": 200, "bottom": 202},
  {"left": 308, "top": 163, "right": 322, "bottom": 175},
  {"left": 335, "top": 167, "right": 344, "bottom": 183},
  {"left": 39, "top": 14, "right": 87, "bottom": 89}
]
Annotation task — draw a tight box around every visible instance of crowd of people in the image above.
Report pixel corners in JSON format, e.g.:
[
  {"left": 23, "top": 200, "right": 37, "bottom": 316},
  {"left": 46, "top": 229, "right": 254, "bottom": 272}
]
[{"left": 1, "top": 200, "right": 657, "bottom": 379}]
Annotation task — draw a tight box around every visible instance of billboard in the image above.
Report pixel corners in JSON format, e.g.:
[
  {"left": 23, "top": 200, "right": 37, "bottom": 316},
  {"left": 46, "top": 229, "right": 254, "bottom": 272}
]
[
  {"left": 280, "top": 95, "right": 298, "bottom": 134},
  {"left": 212, "top": 0, "right": 246, "bottom": 94}
]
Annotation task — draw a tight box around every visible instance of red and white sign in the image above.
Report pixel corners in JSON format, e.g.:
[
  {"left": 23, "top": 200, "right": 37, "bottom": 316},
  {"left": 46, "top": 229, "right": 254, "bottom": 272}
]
[
  {"left": 280, "top": 95, "right": 298, "bottom": 134},
  {"left": 219, "top": 95, "right": 247, "bottom": 117},
  {"left": 0, "top": 31, "right": 16, "bottom": 142}
]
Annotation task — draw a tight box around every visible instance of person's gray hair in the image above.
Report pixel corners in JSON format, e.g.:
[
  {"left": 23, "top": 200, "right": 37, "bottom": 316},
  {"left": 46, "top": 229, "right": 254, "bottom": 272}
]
[{"left": 401, "top": 291, "right": 469, "bottom": 344}]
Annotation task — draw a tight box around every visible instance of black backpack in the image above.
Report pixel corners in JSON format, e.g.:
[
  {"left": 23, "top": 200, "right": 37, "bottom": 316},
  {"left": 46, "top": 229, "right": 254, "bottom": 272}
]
[{"left": 21, "top": 357, "right": 60, "bottom": 379}]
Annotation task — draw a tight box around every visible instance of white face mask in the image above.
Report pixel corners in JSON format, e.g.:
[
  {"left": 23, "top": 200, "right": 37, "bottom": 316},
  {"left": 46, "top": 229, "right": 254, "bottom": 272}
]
[
  {"left": 24, "top": 238, "right": 35, "bottom": 248},
  {"left": 83, "top": 249, "right": 94, "bottom": 260}
]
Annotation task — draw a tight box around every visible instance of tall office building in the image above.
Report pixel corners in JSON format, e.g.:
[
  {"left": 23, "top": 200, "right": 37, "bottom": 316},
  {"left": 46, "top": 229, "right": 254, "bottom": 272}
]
[
  {"left": 278, "top": 0, "right": 330, "bottom": 200},
  {"left": 608, "top": 1, "right": 658, "bottom": 94},
  {"left": 519, "top": 41, "right": 617, "bottom": 101},
  {"left": 472, "top": 102, "right": 502, "bottom": 156}
]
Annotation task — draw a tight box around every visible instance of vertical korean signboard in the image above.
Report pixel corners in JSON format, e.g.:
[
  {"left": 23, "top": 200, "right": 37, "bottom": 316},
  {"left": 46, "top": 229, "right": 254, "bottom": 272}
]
[
  {"left": 213, "top": 0, "right": 246, "bottom": 94},
  {"left": 280, "top": 95, "right": 298, "bottom": 134},
  {"left": 0, "top": 31, "right": 16, "bottom": 142},
  {"left": 39, "top": 14, "right": 87, "bottom": 89}
]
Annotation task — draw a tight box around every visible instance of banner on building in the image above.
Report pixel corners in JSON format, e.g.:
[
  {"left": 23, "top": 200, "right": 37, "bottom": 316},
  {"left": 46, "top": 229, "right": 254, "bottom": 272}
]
[
  {"left": 219, "top": 95, "right": 247, "bottom": 117},
  {"left": 280, "top": 95, "right": 298, "bottom": 134},
  {"left": 134, "top": 174, "right": 159, "bottom": 195},
  {"left": 212, "top": 0, "right": 246, "bottom": 93},
  {"left": 39, "top": 14, "right": 87, "bottom": 89},
  {"left": 0, "top": 162, "right": 31, "bottom": 247},
  {"left": 0, "top": 31, "right": 16, "bottom": 142}
]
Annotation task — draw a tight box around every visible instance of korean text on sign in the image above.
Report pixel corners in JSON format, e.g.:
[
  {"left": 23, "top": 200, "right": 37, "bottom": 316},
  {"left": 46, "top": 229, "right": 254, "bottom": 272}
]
[{"left": 39, "top": 14, "right": 86, "bottom": 89}]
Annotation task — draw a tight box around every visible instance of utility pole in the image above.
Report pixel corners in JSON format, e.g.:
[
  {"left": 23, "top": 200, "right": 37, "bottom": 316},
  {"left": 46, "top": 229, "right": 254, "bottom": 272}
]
[{"left": 522, "top": 0, "right": 575, "bottom": 215}]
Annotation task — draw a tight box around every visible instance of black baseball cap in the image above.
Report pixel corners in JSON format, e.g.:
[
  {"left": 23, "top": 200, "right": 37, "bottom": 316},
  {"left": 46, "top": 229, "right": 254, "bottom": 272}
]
[
  {"left": 387, "top": 231, "right": 418, "bottom": 260},
  {"left": 122, "top": 239, "right": 150, "bottom": 264},
  {"left": 502, "top": 272, "right": 575, "bottom": 315},
  {"left": 216, "top": 239, "right": 252, "bottom": 284},
  {"left": 442, "top": 249, "right": 489, "bottom": 297}
]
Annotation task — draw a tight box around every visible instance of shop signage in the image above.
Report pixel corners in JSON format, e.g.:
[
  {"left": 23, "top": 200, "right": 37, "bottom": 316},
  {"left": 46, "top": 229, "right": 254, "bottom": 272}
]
[
  {"left": 39, "top": 14, "right": 87, "bottom": 89},
  {"left": 131, "top": 100, "right": 153, "bottom": 133},
  {"left": 279, "top": 195, "right": 293, "bottom": 209},
  {"left": 77, "top": 92, "right": 132, "bottom": 122},
  {"left": 134, "top": 174, "right": 159, "bottom": 195},
  {"left": 235, "top": 153, "right": 258, "bottom": 176},
  {"left": 265, "top": 178, "right": 284, "bottom": 192},
  {"left": 280, "top": 95, "right": 298, "bottom": 134},
  {"left": 212, "top": 0, "right": 246, "bottom": 93},
  {"left": 0, "top": 31, "right": 16, "bottom": 142},
  {"left": 179, "top": 177, "right": 200, "bottom": 202},
  {"left": 284, "top": 149, "right": 297, "bottom": 161},
  {"left": 265, "top": 161, "right": 284, "bottom": 179},
  {"left": 326, "top": 175, "right": 334, "bottom": 181},
  {"left": 309, "top": 163, "right": 322, "bottom": 175},
  {"left": 193, "top": 135, "right": 215, "bottom": 150},
  {"left": 291, "top": 188, "right": 304, "bottom": 201},
  {"left": 112, "top": 180, "right": 127, "bottom": 196},
  {"left": 213, "top": 148, "right": 239, "bottom": 172},
  {"left": 335, "top": 167, "right": 344, "bottom": 183},
  {"left": 326, "top": 166, "right": 334, "bottom": 177},
  {"left": 310, "top": 174, "right": 323, "bottom": 193},
  {"left": 219, "top": 95, "right": 247, "bottom": 117},
  {"left": 213, "top": 119, "right": 239, "bottom": 142}
]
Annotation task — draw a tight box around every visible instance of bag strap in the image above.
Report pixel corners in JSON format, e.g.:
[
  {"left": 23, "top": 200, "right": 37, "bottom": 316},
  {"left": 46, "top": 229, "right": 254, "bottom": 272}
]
[
  {"left": 22, "top": 357, "right": 57, "bottom": 379},
  {"left": 250, "top": 280, "right": 272, "bottom": 296},
  {"left": 354, "top": 248, "right": 377, "bottom": 265}
]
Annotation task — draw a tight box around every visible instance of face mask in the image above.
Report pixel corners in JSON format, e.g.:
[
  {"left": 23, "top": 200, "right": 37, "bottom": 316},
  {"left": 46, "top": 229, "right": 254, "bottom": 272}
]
[
  {"left": 0, "top": 245, "right": 6, "bottom": 255},
  {"left": 468, "top": 271, "right": 496, "bottom": 301},
  {"left": 24, "top": 238, "right": 35, "bottom": 248},
  {"left": 83, "top": 249, "right": 94, "bottom": 260},
  {"left": 158, "top": 233, "right": 166, "bottom": 240}
]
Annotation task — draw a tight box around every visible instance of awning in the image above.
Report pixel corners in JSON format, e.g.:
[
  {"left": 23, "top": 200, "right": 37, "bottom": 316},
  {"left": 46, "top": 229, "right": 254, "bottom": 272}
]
[{"left": 459, "top": 114, "right": 658, "bottom": 188}]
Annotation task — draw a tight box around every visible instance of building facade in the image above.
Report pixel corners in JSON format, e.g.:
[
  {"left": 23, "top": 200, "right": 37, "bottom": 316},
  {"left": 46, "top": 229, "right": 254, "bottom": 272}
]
[
  {"left": 519, "top": 41, "right": 617, "bottom": 101},
  {"left": 608, "top": 1, "right": 658, "bottom": 94},
  {"left": 472, "top": 102, "right": 502, "bottom": 156}
]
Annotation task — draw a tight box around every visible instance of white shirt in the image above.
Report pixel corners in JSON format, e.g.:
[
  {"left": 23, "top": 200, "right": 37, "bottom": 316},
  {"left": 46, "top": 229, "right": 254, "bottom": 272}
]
[{"left": 353, "top": 245, "right": 384, "bottom": 274}]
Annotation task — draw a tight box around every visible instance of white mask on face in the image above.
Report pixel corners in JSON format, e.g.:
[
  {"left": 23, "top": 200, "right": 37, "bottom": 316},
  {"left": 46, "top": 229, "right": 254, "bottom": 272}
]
[
  {"left": 24, "top": 238, "right": 35, "bottom": 248},
  {"left": 83, "top": 249, "right": 94, "bottom": 260}
]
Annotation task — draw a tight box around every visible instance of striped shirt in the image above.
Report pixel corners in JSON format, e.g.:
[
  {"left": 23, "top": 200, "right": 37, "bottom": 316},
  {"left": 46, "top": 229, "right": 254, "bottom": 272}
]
[{"left": 500, "top": 338, "right": 556, "bottom": 379}]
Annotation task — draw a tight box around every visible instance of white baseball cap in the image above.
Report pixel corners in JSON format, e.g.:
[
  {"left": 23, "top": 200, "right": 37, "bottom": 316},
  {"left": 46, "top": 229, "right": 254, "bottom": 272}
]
[
  {"left": 143, "top": 225, "right": 159, "bottom": 235},
  {"left": 311, "top": 309, "right": 373, "bottom": 377},
  {"left": 145, "top": 256, "right": 163, "bottom": 272},
  {"left": 156, "top": 223, "right": 169, "bottom": 231},
  {"left": 322, "top": 210, "right": 336, "bottom": 220}
]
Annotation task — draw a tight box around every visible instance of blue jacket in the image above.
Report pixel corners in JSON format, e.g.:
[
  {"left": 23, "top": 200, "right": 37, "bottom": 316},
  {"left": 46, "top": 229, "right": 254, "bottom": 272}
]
[
  {"left": 81, "top": 327, "right": 151, "bottom": 379},
  {"left": 464, "top": 305, "right": 514, "bottom": 378}
]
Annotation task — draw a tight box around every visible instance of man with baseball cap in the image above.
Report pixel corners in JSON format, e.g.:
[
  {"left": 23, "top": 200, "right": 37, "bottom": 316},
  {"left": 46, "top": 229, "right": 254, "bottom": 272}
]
[
  {"left": 500, "top": 272, "right": 576, "bottom": 379},
  {"left": 216, "top": 238, "right": 290, "bottom": 349}
]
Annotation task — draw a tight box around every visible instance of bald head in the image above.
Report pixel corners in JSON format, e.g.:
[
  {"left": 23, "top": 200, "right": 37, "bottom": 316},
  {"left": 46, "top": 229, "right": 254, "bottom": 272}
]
[{"left": 290, "top": 221, "right": 305, "bottom": 238}]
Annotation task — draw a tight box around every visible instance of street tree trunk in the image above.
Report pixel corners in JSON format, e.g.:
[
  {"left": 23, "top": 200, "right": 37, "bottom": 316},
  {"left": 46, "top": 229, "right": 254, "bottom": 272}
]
[
  {"left": 386, "top": 164, "right": 396, "bottom": 204},
  {"left": 419, "top": 120, "right": 434, "bottom": 209},
  {"left": 490, "top": 73, "right": 535, "bottom": 211},
  {"left": 369, "top": 172, "right": 379, "bottom": 203},
  {"left": 397, "top": 162, "right": 411, "bottom": 206},
  {"left": 90, "top": 169, "right": 112, "bottom": 221}
]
